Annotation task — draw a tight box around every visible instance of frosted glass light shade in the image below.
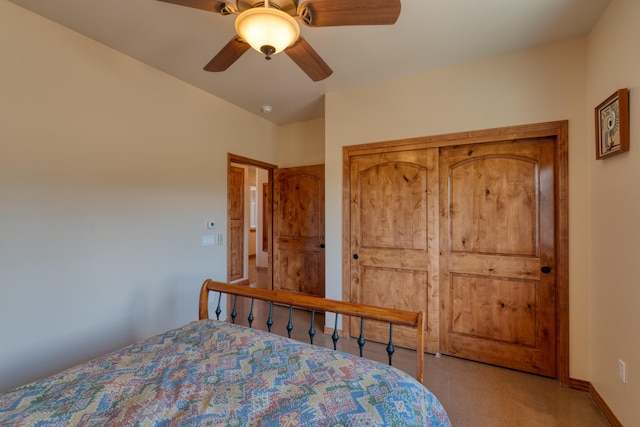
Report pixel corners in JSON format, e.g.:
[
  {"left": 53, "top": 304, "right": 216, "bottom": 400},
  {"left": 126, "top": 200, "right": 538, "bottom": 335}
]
[{"left": 235, "top": 7, "right": 300, "bottom": 56}]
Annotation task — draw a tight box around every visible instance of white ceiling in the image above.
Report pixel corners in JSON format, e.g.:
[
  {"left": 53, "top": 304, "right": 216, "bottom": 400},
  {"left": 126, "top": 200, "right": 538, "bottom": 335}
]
[{"left": 9, "top": 0, "right": 610, "bottom": 125}]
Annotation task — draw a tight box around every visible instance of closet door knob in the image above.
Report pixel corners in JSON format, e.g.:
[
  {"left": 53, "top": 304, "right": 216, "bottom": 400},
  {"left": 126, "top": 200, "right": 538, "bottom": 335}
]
[
  {"left": 541, "top": 266, "right": 552, "bottom": 274},
  {"left": 353, "top": 254, "right": 359, "bottom": 260}
]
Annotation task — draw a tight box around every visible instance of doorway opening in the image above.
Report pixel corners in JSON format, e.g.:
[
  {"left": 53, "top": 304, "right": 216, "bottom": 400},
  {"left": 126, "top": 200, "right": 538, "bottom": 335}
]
[{"left": 227, "top": 154, "right": 276, "bottom": 290}]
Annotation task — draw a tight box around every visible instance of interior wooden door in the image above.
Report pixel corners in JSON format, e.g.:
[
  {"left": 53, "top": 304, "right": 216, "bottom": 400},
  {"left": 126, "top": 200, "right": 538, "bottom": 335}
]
[
  {"left": 228, "top": 165, "right": 245, "bottom": 283},
  {"left": 348, "top": 148, "right": 439, "bottom": 351},
  {"left": 439, "top": 138, "right": 556, "bottom": 376},
  {"left": 273, "top": 164, "right": 325, "bottom": 297}
]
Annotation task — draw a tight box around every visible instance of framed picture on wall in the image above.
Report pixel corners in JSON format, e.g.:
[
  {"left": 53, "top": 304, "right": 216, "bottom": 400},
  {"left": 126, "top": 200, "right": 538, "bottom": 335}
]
[{"left": 595, "top": 88, "right": 629, "bottom": 160}]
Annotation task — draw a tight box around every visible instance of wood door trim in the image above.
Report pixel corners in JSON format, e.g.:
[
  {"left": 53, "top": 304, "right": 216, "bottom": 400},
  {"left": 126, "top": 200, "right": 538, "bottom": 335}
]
[
  {"left": 229, "top": 153, "right": 278, "bottom": 171},
  {"left": 227, "top": 154, "right": 277, "bottom": 288},
  {"left": 342, "top": 120, "right": 569, "bottom": 386},
  {"left": 554, "top": 121, "right": 569, "bottom": 386},
  {"left": 343, "top": 121, "right": 568, "bottom": 154}
]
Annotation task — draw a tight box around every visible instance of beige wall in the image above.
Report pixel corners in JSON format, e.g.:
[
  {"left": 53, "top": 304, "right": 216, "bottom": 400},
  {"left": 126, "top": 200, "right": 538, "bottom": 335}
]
[
  {"left": 325, "top": 38, "right": 591, "bottom": 379},
  {"left": 277, "top": 118, "right": 325, "bottom": 167},
  {"left": 587, "top": 1, "right": 640, "bottom": 424},
  {"left": 0, "top": 1, "right": 277, "bottom": 392}
]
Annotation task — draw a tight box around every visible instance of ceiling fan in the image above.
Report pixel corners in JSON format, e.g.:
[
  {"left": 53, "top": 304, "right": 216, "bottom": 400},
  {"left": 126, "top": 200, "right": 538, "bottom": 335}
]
[{"left": 157, "top": 0, "right": 401, "bottom": 81}]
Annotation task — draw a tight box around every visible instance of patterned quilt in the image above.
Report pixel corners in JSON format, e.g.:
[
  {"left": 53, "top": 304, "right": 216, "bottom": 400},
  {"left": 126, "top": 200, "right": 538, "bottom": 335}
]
[{"left": 0, "top": 320, "right": 450, "bottom": 426}]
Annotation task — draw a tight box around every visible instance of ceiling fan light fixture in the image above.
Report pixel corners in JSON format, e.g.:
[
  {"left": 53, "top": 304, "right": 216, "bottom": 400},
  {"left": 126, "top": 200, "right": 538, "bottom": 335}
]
[{"left": 235, "top": 7, "right": 300, "bottom": 59}]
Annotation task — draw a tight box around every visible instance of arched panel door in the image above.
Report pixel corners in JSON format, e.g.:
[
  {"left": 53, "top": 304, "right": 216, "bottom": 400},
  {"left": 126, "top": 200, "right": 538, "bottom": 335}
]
[
  {"left": 274, "top": 164, "right": 325, "bottom": 297},
  {"left": 349, "top": 149, "right": 439, "bottom": 351},
  {"left": 439, "top": 138, "right": 556, "bottom": 377}
]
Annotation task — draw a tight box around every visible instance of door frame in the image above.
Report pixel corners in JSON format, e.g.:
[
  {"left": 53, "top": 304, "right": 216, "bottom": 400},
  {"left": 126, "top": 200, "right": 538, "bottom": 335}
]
[
  {"left": 227, "top": 153, "right": 277, "bottom": 289},
  {"left": 342, "top": 121, "right": 569, "bottom": 385}
]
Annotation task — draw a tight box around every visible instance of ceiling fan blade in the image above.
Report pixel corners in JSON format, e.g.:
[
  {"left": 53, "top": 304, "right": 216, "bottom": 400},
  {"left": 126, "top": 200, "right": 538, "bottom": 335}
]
[
  {"left": 204, "top": 36, "right": 250, "bottom": 72},
  {"left": 297, "top": 0, "right": 401, "bottom": 27},
  {"left": 156, "top": 0, "right": 229, "bottom": 14},
  {"left": 285, "top": 36, "right": 333, "bottom": 81}
]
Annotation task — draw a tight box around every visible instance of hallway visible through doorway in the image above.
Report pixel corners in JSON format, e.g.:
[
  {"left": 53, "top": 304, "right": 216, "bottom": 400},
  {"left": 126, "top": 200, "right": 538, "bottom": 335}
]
[{"left": 248, "top": 254, "right": 269, "bottom": 288}]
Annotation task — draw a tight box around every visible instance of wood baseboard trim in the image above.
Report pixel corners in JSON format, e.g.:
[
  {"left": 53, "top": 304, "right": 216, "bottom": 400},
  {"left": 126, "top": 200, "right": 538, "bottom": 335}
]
[
  {"left": 568, "top": 377, "right": 590, "bottom": 392},
  {"left": 323, "top": 326, "right": 343, "bottom": 336},
  {"left": 589, "top": 383, "right": 623, "bottom": 427},
  {"left": 570, "top": 378, "right": 623, "bottom": 426}
]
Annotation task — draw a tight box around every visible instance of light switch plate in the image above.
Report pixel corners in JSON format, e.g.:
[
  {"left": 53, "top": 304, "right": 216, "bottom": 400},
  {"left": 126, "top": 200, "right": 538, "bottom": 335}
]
[
  {"left": 619, "top": 359, "right": 627, "bottom": 384},
  {"left": 202, "top": 235, "right": 216, "bottom": 246}
]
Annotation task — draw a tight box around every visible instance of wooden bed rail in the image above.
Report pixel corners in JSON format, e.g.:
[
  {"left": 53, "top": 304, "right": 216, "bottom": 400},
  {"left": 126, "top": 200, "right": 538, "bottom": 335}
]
[{"left": 199, "top": 279, "right": 426, "bottom": 384}]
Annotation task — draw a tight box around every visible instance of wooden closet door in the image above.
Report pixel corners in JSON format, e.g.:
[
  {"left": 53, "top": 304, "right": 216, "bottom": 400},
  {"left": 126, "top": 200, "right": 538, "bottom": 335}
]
[
  {"left": 349, "top": 148, "right": 439, "bottom": 351},
  {"left": 439, "top": 138, "right": 556, "bottom": 376}
]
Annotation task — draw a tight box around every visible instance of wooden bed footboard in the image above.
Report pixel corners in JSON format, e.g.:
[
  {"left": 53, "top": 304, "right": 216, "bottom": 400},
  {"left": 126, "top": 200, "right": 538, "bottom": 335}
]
[{"left": 199, "top": 279, "right": 426, "bottom": 384}]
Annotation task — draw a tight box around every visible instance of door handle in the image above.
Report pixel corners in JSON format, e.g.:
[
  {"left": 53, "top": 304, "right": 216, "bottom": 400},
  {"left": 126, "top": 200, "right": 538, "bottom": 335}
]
[
  {"left": 353, "top": 254, "right": 359, "bottom": 260},
  {"left": 320, "top": 243, "right": 325, "bottom": 248},
  {"left": 541, "top": 266, "right": 552, "bottom": 274}
]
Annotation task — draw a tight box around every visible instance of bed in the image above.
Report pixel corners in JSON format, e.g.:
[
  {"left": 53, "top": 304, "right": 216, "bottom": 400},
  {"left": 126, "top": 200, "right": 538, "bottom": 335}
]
[{"left": 0, "top": 280, "right": 451, "bottom": 426}]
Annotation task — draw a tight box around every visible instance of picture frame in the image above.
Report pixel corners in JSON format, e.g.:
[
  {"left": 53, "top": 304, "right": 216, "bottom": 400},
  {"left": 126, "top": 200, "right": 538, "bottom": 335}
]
[{"left": 595, "top": 88, "right": 629, "bottom": 160}]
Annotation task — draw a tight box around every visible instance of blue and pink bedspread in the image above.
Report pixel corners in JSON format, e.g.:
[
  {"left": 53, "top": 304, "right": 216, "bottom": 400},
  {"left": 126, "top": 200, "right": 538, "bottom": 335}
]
[{"left": 0, "top": 320, "right": 450, "bottom": 426}]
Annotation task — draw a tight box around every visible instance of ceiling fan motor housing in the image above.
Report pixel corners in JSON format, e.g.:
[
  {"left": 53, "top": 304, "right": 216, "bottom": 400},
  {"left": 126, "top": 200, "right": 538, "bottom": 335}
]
[{"left": 236, "top": 0, "right": 297, "bottom": 15}]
